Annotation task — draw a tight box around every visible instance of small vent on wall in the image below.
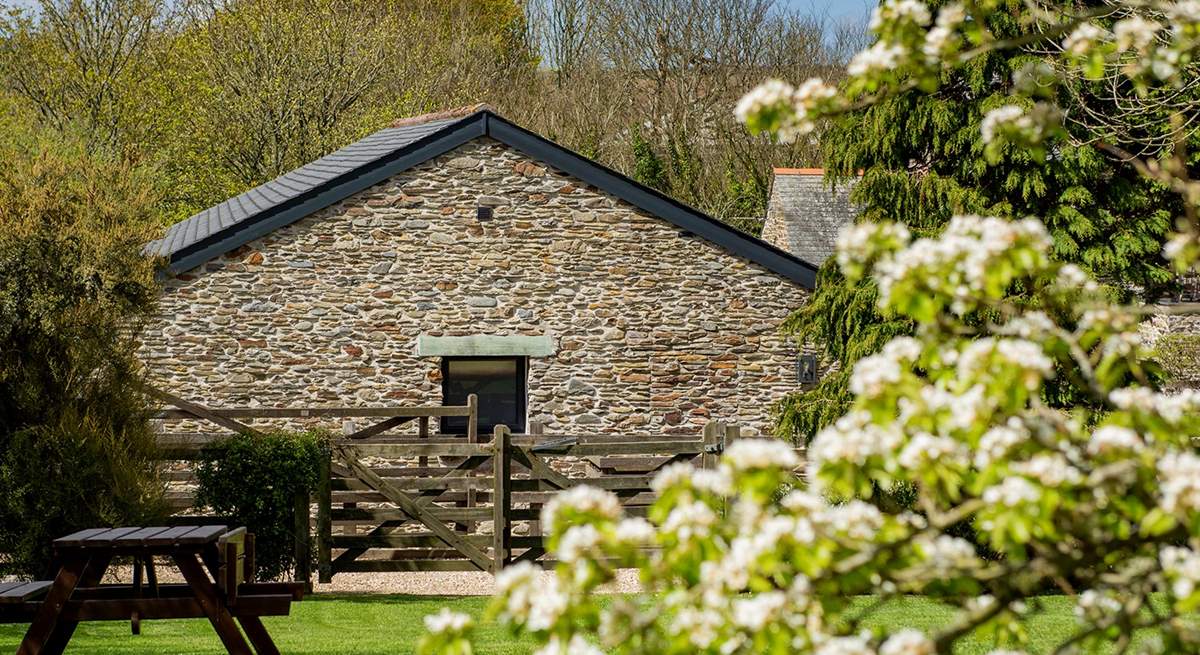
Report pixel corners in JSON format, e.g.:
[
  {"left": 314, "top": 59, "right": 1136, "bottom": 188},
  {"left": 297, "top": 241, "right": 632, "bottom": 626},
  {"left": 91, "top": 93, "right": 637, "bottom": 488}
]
[
  {"left": 796, "top": 353, "right": 818, "bottom": 384},
  {"left": 477, "top": 206, "right": 494, "bottom": 221}
]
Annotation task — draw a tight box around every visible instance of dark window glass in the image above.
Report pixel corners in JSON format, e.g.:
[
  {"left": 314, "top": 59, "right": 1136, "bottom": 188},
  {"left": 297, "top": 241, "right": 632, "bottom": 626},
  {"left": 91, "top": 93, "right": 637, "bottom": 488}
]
[{"left": 441, "top": 357, "right": 526, "bottom": 434}]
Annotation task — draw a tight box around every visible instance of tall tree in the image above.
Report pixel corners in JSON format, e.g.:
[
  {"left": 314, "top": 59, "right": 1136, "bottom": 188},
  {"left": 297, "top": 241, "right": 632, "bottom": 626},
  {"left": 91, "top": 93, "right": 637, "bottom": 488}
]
[
  {"left": 0, "top": 0, "right": 176, "bottom": 150},
  {"left": 0, "top": 105, "right": 165, "bottom": 576},
  {"left": 775, "top": 0, "right": 1177, "bottom": 441}
]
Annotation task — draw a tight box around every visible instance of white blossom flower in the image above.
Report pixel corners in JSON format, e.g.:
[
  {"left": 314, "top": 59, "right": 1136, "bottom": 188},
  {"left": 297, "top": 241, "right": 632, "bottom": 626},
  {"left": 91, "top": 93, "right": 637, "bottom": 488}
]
[
  {"left": 1169, "top": 0, "right": 1200, "bottom": 22},
  {"left": 880, "top": 629, "right": 935, "bottom": 655},
  {"left": 1161, "top": 546, "right": 1200, "bottom": 598},
  {"left": 1159, "top": 452, "right": 1200, "bottom": 514},
  {"left": 732, "top": 591, "right": 787, "bottom": 631},
  {"left": 976, "top": 419, "right": 1030, "bottom": 467},
  {"left": 734, "top": 77, "right": 833, "bottom": 141},
  {"left": 651, "top": 462, "right": 693, "bottom": 493},
  {"left": 999, "top": 311, "right": 1055, "bottom": 339},
  {"left": 691, "top": 466, "right": 733, "bottom": 495},
  {"left": 1164, "top": 233, "right": 1190, "bottom": 261},
  {"left": 848, "top": 41, "right": 908, "bottom": 77},
  {"left": 1108, "top": 386, "right": 1157, "bottom": 412},
  {"left": 1151, "top": 47, "right": 1182, "bottom": 80},
  {"left": 795, "top": 77, "right": 837, "bottom": 108},
  {"left": 542, "top": 485, "right": 621, "bottom": 533},
  {"left": 816, "top": 634, "right": 875, "bottom": 655},
  {"left": 782, "top": 489, "right": 828, "bottom": 515},
  {"left": 870, "top": 0, "right": 932, "bottom": 30},
  {"left": 662, "top": 499, "right": 717, "bottom": 540},
  {"left": 1075, "top": 589, "right": 1122, "bottom": 622},
  {"left": 874, "top": 215, "right": 1050, "bottom": 309},
  {"left": 905, "top": 534, "right": 980, "bottom": 580},
  {"left": 1063, "top": 22, "right": 1110, "bottom": 56},
  {"left": 424, "top": 608, "right": 473, "bottom": 634},
  {"left": 923, "top": 26, "right": 956, "bottom": 61},
  {"left": 557, "top": 524, "right": 602, "bottom": 563},
  {"left": 533, "top": 634, "right": 604, "bottom": 655},
  {"left": 1087, "top": 425, "right": 1143, "bottom": 455},
  {"left": 811, "top": 410, "right": 904, "bottom": 468},
  {"left": 1114, "top": 15, "right": 1161, "bottom": 51},
  {"left": 1012, "top": 453, "right": 1082, "bottom": 487},
  {"left": 898, "top": 432, "right": 968, "bottom": 470},
  {"left": 613, "top": 517, "right": 655, "bottom": 546},
  {"left": 935, "top": 2, "right": 966, "bottom": 28},
  {"left": 849, "top": 351, "right": 905, "bottom": 397},
  {"left": 673, "top": 606, "right": 722, "bottom": 648},
  {"left": 836, "top": 222, "right": 912, "bottom": 276},
  {"left": 724, "top": 438, "right": 800, "bottom": 472},
  {"left": 815, "top": 501, "right": 885, "bottom": 541},
  {"left": 495, "top": 561, "right": 542, "bottom": 619},
  {"left": 527, "top": 576, "right": 570, "bottom": 631},
  {"left": 1057, "top": 264, "right": 1100, "bottom": 292},
  {"left": 958, "top": 337, "right": 1054, "bottom": 387},
  {"left": 734, "top": 78, "right": 794, "bottom": 124},
  {"left": 981, "top": 476, "right": 1041, "bottom": 507},
  {"left": 981, "top": 105, "right": 1025, "bottom": 145}
]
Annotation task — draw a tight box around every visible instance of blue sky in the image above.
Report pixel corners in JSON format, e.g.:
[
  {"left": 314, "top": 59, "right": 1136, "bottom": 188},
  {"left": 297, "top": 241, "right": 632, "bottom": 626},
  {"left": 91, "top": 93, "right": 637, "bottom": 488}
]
[{"left": 786, "top": 0, "right": 875, "bottom": 21}]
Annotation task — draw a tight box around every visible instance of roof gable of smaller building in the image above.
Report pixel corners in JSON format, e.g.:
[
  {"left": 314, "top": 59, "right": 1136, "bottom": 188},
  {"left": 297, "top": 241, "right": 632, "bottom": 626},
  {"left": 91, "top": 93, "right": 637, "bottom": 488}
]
[
  {"left": 761, "top": 168, "right": 859, "bottom": 267},
  {"left": 150, "top": 108, "right": 819, "bottom": 288}
]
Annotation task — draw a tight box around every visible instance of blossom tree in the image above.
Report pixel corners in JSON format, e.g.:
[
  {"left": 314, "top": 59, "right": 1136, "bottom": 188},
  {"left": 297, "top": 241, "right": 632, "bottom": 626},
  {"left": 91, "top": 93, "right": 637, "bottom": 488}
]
[{"left": 420, "top": 2, "right": 1200, "bottom": 653}]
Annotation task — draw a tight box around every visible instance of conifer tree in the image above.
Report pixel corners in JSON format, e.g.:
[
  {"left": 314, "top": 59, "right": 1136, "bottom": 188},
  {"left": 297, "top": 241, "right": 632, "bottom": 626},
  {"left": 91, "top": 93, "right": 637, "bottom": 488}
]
[{"left": 776, "top": 1, "right": 1177, "bottom": 441}]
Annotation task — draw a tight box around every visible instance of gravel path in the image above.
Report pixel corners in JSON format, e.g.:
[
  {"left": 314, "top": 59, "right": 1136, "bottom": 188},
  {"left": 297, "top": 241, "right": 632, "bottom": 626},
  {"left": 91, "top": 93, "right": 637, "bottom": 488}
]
[
  {"left": 312, "top": 569, "right": 643, "bottom": 595},
  {"left": 53, "top": 565, "right": 643, "bottom": 597}
]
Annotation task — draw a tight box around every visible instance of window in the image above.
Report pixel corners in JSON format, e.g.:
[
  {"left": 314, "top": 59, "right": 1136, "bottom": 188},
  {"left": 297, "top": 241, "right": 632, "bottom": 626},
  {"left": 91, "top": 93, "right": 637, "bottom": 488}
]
[
  {"left": 441, "top": 357, "right": 527, "bottom": 434},
  {"left": 796, "top": 353, "right": 818, "bottom": 384}
]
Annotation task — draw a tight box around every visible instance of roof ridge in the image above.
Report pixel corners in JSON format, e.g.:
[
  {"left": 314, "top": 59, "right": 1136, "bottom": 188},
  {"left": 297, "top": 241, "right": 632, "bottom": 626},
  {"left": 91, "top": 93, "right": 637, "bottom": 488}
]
[
  {"left": 390, "top": 103, "right": 492, "bottom": 128},
  {"left": 773, "top": 167, "right": 824, "bottom": 175}
]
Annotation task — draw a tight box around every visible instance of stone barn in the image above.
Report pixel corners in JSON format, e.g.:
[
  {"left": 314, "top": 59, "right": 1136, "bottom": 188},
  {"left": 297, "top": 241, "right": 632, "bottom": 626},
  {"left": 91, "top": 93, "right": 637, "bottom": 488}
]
[{"left": 140, "top": 105, "right": 818, "bottom": 436}]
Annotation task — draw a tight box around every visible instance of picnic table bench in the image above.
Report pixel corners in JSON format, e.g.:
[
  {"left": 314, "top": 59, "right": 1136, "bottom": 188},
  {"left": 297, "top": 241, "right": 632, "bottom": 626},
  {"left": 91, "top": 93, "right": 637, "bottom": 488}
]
[{"left": 0, "top": 525, "right": 303, "bottom": 655}]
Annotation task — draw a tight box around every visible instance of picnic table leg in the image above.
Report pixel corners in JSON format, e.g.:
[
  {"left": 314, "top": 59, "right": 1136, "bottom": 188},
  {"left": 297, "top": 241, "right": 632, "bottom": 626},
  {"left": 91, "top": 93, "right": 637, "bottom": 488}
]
[
  {"left": 17, "top": 556, "right": 87, "bottom": 655},
  {"left": 146, "top": 557, "right": 159, "bottom": 596},
  {"left": 173, "top": 552, "right": 254, "bottom": 655},
  {"left": 237, "top": 616, "right": 282, "bottom": 655},
  {"left": 40, "top": 552, "right": 113, "bottom": 655}
]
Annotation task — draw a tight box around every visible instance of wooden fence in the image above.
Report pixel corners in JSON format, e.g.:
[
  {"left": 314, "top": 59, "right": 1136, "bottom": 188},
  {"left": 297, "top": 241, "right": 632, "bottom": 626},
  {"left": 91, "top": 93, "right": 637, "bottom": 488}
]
[
  {"left": 149, "top": 388, "right": 802, "bottom": 583},
  {"left": 316, "top": 421, "right": 743, "bottom": 580},
  {"left": 150, "top": 388, "right": 480, "bottom": 583}
]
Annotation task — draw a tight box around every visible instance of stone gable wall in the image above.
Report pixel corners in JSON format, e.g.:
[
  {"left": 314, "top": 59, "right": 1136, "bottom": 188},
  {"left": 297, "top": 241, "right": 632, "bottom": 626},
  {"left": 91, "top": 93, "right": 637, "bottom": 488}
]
[{"left": 141, "top": 138, "right": 809, "bottom": 435}]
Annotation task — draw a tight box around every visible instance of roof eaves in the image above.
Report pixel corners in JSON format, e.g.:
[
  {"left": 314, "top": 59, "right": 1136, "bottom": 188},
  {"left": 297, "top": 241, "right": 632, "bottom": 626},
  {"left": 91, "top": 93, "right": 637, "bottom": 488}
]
[{"left": 166, "top": 113, "right": 486, "bottom": 273}]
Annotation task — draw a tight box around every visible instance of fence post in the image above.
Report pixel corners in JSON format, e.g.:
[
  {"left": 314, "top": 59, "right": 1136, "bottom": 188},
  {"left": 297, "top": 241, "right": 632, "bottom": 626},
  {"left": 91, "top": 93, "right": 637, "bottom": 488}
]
[
  {"left": 723, "top": 422, "right": 740, "bottom": 453},
  {"left": 316, "top": 449, "right": 332, "bottom": 584},
  {"left": 492, "top": 425, "right": 511, "bottom": 573},
  {"left": 466, "top": 394, "right": 479, "bottom": 442},
  {"left": 293, "top": 490, "right": 311, "bottom": 589},
  {"left": 418, "top": 416, "right": 429, "bottom": 468},
  {"left": 464, "top": 394, "right": 480, "bottom": 533},
  {"left": 701, "top": 421, "right": 719, "bottom": 470}
]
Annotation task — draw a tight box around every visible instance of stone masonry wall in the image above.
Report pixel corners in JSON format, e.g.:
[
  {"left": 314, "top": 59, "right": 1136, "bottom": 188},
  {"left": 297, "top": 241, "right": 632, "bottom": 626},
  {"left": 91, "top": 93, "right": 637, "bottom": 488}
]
[{"left": 140, "top": 137, "right": 809, "bottom": 436}]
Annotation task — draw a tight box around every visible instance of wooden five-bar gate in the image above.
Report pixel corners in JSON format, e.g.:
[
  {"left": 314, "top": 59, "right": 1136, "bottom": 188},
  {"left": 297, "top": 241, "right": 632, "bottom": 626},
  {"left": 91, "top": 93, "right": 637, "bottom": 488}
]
[
  {"left": 317, "top": 421, "right": 740, "bottom": 579},
  {"left": 152, "top": 390, "right": 784, "bottom": 582}
]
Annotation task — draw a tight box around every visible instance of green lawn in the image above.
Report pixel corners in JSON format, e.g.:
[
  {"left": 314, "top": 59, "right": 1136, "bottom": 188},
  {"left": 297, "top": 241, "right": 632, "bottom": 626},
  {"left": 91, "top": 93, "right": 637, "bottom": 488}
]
[{"left": 0, "top": 593, "right": 1130, "bottom": 654}]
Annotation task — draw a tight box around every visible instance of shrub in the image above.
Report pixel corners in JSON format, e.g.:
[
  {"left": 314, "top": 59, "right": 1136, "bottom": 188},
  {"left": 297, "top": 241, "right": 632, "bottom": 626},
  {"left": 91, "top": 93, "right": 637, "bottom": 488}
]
[
  {"left": 0, "top": 117, "right": 166, "bottom": 577},
  {"left": 195, "top": 431, "right": 330, "bottom": 581}
]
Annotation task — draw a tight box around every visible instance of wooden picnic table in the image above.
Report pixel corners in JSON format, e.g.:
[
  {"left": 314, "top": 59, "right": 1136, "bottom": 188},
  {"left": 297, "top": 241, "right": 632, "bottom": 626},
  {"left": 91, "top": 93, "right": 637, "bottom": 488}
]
[{"left": 0, "top": 525, "right": 303, "bottom": 655}]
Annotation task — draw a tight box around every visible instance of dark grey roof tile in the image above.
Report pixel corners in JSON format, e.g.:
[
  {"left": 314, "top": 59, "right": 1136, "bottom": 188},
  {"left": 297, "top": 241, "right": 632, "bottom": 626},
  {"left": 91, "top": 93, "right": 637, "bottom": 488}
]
[
  {"left": 151, "top": 117, "right": 463, "bottom": 260},
  {"left": 762, "top": 172, "right": 859, "bottom": 266}
]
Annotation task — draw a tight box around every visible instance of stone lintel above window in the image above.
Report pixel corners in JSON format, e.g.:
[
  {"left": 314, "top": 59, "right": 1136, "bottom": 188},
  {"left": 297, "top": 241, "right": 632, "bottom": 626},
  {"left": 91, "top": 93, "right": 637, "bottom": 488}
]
[{"left": 416, "top": 334, "right": 555, "bottom": 357}]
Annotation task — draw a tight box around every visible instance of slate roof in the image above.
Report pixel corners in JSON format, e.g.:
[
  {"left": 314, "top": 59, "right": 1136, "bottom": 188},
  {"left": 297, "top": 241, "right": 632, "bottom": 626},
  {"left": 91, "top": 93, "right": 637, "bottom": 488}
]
[
  {"left": 148, "top": 107, "right": 820, "bottom": 288},
  {"left": 761, "top": 168, "right": 859, "bottom": 266},
  {"left": 146, "top": 117, "right": 459, "bottom": 259}
]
